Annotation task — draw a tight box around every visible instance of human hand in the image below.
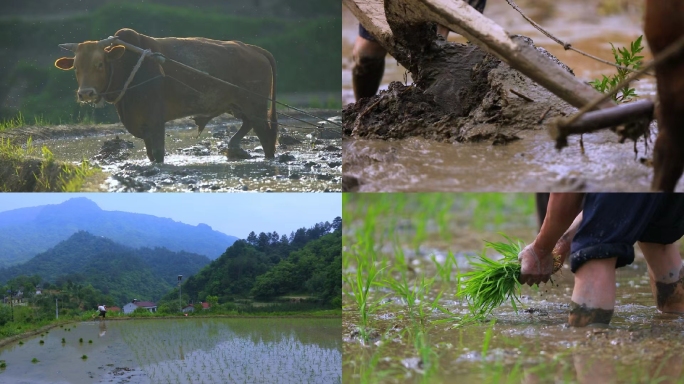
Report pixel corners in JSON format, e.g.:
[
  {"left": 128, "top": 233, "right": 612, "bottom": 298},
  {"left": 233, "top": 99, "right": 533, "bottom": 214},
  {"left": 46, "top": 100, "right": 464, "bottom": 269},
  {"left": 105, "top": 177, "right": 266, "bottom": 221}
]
[
  {"left": 551, "top": 235, "right": 571, "bottom": 273},
  {"left": 518, "top": 243, "right": 554, "bottom": 286}
]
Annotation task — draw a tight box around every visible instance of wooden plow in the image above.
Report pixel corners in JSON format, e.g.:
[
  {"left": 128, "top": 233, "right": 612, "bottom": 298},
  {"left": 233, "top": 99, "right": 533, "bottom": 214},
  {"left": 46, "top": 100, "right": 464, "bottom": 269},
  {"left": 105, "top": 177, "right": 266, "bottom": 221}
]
[{"left": 344, "top": 0, "right": 656, "bottom": 148}]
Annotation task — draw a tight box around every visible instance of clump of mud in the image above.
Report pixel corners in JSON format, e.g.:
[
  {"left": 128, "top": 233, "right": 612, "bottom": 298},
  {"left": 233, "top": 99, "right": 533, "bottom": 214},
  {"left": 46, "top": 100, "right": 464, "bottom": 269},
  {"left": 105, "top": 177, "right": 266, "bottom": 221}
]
[
  {"left": 91, "top": 136, "right": 135, "bottom": 164},
  {"left": 343, "top": 37, "right": 577, "bottom": 144}
]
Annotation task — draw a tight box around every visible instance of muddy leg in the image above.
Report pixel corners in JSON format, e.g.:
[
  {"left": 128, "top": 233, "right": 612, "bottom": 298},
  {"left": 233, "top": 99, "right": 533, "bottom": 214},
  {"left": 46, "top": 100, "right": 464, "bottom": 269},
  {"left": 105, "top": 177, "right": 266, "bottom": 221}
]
[
  {"left": 225, "top": 121, "right": 252, "bottom": 159},
  {"left": 639, "top": 242, "right": 684, "bottom": 313},
  {"left": 228, "top": 121, "right": 251, "bottom": 147},
  {"left": 145, "top": 123, "right": 166, "bottom": 163},
  {"left": 569, "top": 257, "right": 617, "bottom": 327},
  {"left": 250, "top": 118, "right": 277, "bottom": 159},
  {"left": 651, "top": 127, "right": 684, "bottom": 191},
  {"left": 352, "top": 36, "right": 386, "bottom": 100}
]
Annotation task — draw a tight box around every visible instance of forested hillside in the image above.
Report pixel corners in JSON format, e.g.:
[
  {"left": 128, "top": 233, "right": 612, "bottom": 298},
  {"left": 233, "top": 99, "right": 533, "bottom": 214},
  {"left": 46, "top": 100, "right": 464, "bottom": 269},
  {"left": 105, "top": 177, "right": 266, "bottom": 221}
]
[
  {"left": 0, "top": 197, "right": 236, "bottom": 266},
  {"left": 0, "top": 231, "right": 211, "bottom": 304},
  {"left": 174, "top": 217, "right": 341, "bottom": 307}
]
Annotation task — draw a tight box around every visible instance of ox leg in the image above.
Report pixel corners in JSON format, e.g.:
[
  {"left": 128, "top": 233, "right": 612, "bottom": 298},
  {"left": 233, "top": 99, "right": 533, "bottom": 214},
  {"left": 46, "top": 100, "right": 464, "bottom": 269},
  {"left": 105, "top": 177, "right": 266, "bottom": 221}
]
[
  {"left": 228, "top": 120, "right": 251, "bottom": 148},
  {"left": 225, "top": 121, "right": 253, "bottom": 159},
  {"left": 251, "top": 118, "right": 277, "bottom": 159},
  {"left": 144, "top": 123, "right": 166, "bottom": 163}
]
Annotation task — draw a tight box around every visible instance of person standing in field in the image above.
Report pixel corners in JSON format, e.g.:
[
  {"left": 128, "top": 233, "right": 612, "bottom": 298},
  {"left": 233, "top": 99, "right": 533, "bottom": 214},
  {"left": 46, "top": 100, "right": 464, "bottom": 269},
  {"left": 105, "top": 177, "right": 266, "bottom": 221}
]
[
  {"left": 518, "top": 193, "right": 684, "bottom": 327},
  {"left": 98, "top": 304, "right": 106, "bottom": 320}
]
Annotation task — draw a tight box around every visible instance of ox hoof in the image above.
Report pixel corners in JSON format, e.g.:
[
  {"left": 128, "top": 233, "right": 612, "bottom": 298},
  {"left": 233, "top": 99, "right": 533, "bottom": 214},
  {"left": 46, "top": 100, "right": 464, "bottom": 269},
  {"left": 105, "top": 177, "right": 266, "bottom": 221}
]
[{"left": 222, "top": 147, "right": 252, "bottom": 160}]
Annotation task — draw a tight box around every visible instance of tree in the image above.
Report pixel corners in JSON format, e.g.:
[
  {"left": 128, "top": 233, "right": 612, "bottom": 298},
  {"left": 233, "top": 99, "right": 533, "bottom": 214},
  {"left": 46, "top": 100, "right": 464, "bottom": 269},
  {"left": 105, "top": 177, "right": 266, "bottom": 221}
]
[
  {"left": 206, "top": 295, "right": 218, "bottom": 309},
  {"left": 246, "top": 231, "right": 258, "bottom": 246},
  {"left": 332, "top": 216, "right": 342, "bottom": 232}
]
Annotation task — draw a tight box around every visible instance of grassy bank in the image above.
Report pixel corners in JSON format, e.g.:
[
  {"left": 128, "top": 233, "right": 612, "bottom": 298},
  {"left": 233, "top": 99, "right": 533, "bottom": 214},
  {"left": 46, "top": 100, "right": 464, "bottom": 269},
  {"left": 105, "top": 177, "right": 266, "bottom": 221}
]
[{"left": 0, "top": 138, "right": 101, "bottom": 191}]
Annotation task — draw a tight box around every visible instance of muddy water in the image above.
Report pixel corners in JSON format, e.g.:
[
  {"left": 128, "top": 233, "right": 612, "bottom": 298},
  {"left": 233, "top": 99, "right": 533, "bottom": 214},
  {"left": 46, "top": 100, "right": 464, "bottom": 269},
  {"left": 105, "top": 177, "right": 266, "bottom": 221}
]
[
  {"left": 343, "top": 202, "right": 684, "bottom": 383},
  {"left": 341, "top": 1, "right": 677, "bottom": 191},
  {"left": 0, "top": 318, "right": 341, "bottom": 384},
  {"left": 40, "top": 112, "right": 342, "bottom": 192}
]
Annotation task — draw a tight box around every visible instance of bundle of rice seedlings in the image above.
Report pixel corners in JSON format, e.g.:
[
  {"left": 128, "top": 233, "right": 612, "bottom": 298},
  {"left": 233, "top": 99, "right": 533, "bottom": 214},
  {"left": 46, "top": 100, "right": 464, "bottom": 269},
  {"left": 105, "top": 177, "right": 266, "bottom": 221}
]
[{"left": 458, "top": 235, "right": 561, "bottom": 319}]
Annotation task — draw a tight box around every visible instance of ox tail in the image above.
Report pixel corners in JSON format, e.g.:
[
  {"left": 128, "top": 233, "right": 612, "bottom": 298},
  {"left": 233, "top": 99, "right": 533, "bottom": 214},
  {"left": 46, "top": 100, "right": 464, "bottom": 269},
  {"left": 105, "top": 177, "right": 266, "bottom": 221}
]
[{"left": 250, "top": 45, "right": 277, "bottom": 136}]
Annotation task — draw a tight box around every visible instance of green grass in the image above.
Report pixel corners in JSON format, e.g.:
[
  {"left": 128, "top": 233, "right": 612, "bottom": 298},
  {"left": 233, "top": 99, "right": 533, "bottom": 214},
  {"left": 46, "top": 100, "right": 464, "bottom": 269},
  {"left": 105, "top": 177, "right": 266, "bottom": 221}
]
[
  {"left": 0, "top": 138, "right": 100, "bottom": 192},
  {"left": 343, "top": 194, "right": 544, "bottom": 382}
]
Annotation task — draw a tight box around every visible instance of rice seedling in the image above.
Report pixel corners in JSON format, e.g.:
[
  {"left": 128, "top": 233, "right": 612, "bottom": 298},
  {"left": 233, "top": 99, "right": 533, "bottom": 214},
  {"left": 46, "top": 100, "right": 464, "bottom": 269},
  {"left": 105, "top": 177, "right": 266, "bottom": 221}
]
[
  {"left": 0, "top": 360, "right": 6, "bottom": 369},
  {"left": 458, "top": 236, "right": 525, "bottom": 320},
  {"left": 61, "top": 337, "right": 65, "bottom": 343},
  {"left": 19, "top": 341, "right": 24, "bottom": 345},
  {"left": 31, "top": 357, "right": 39, "bottom": 363},
  {"left": 38, "top": 340, "right": 43, "bottom": 345},
  {"left": 81, "top": 355, "right": 88, "bottom": 360},
  {"left": 432, "top": 251, "right": 457, "bottom": 284},
  {"left": 88, "top": 340, "right": 93, "bottom": 343},
  {"left": 79, "top": 338, "right": 83, "bottom": 342},
  {"left": 481, "top": 319, "right": 496, "bottom": 358}
]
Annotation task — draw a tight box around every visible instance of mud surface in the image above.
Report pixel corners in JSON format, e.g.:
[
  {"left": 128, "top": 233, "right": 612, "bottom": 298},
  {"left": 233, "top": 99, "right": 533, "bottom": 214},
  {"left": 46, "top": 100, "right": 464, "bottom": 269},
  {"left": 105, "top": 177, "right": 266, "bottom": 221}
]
[
  {"left": 3, "top": 111, "right": 342, "bottom": 192},
  {"left": 343, "top": 195, "right": 684, "bottom": 383},
  {"left": 344, "top": 37, "right": 575, "bottom": 144},
  {"left": 341, "top": 2, "right": 680, "bottom": 191}
]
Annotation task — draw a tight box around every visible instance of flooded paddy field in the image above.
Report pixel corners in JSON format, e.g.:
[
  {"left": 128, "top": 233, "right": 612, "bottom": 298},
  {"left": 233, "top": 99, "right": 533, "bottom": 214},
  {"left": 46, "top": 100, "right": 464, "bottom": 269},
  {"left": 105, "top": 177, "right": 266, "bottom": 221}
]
[
  {"left": 4, "top": 110, "right": 342, "bottom": 192},
  {"left": 341, "top": 1, "right": 683, "bottom": 191},
  {"left": 342, "top": 193, "right": 684, "bottom": 383},
  {"left": 0, "top": 317, "right": 341, "bottom": 384}
]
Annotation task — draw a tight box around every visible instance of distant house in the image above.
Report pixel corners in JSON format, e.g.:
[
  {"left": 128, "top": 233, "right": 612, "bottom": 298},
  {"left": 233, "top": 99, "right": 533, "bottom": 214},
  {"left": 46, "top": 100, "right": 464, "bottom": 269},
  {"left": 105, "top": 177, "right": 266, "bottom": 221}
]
[
  {"left": 108, "top": 306, "right": 121, "bottom": 313},
  {"left": 35, "top": 288, "right": 42, "bottom": 295},
  {"left": 181, "top": 302, "right": 210, "bottom": 313},
  {"left": 123, "top": 299, "right": 157, "bottom": 314}
]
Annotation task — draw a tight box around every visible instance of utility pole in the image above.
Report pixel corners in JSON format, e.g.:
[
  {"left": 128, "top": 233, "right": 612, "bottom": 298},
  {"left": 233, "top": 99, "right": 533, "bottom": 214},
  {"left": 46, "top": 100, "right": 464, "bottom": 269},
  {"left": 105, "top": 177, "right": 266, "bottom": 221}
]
[
  {"left": 178, "top": 275, "right": 183, "bottom": 312},
  {"left": 6, "top": 288, "right": 14, "bottom": 322}
]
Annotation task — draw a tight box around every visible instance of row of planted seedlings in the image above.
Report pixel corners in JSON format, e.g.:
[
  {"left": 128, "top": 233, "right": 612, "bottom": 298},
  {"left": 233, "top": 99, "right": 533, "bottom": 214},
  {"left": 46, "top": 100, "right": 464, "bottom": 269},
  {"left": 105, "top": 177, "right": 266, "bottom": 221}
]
[
  {"left": 120, "top": 319, "right": 340, "bottom": 384},
  {"left": 342, "top": 193, "right": 544, "bottom": 383}
]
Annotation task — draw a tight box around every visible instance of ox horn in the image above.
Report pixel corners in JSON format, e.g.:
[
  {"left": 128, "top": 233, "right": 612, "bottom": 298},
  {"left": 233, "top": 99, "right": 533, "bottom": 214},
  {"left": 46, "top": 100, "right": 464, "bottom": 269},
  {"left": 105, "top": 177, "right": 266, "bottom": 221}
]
[{"left": 58, "top": 43, "right": 78, "bottom": 52}]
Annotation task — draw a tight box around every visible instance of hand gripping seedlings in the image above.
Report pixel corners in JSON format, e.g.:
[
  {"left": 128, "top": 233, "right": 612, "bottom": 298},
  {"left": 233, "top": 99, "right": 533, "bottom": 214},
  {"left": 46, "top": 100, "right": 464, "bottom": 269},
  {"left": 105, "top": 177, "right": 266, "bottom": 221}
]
[{"left": 458, "top": 235, "right": 562, "bottom": 319}]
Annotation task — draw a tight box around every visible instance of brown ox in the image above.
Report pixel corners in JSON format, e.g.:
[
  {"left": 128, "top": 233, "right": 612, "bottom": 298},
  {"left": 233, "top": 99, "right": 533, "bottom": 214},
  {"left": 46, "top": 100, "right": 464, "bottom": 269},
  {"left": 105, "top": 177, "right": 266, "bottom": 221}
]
[
  {"left": 55, "top": 28, "right": 277, "bottom": 163},
  {"left": 645, "top": 1, "right": 684, "bottom": 191}
]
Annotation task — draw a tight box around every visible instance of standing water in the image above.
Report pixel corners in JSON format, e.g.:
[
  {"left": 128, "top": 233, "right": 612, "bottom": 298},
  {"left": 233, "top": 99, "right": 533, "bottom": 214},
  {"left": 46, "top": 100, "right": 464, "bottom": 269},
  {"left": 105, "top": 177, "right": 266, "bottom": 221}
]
[{"left": 0, "top": 318, "right": 341, "bottom": 383}]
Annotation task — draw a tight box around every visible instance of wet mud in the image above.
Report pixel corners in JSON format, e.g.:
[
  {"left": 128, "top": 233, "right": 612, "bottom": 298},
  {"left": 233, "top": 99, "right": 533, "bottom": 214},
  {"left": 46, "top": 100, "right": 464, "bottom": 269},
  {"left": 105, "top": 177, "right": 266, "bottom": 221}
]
[
  {"left": 3, "top": 111, "right": 342, "bottom": 192},
  {"left": 341, "top": 2, "right": 680, "bottom": 191},
  {"left": 344, "top": 37, "right": 575, "bottom": 144}
]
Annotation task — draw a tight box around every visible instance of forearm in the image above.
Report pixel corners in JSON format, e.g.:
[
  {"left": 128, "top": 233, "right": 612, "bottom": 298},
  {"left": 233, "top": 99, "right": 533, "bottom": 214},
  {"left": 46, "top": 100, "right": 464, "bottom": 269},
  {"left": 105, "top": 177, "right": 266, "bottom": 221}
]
[{"left": 536, "top": 193, "right": 584, "bottom": 254}]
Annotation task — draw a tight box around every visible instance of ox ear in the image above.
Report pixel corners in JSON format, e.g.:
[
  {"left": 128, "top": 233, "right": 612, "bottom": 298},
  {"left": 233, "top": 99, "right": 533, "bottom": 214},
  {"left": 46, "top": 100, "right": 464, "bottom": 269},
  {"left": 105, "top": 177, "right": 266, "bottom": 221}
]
[
  {"left": 105, "top": 45, "right": 126, "bottom": 61},
  {"left": 54, "top": 57, "right": 74, "bottom": 70}
]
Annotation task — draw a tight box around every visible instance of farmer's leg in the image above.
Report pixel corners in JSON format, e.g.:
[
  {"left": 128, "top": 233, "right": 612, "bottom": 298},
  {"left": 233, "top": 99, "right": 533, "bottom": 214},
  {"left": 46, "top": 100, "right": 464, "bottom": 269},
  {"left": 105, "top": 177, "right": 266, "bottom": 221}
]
[
  {"left": 569, "top": 257, "right": 617, "bottom": 326},
  {"left": 568, "top": 194, "right": 665, "bottom": 326},
  {"left": 639, "top": 242, "right": 684, "bottom": 313},
  {"left": 352, "top": 26, "right": 386, "bottom": 101},
  {"left": 637, "top": 194, "right": 684, "bottom": 312}
]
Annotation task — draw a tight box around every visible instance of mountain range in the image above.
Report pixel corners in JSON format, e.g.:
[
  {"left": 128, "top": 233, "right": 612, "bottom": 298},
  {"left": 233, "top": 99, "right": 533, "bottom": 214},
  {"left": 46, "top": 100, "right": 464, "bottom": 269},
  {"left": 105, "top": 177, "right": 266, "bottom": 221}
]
[
  {"left": 0, "top": 231, "right": 211, "bottom": 304},
  {"left": 0, "top": 198, "right": 238, "bottom": 266}
]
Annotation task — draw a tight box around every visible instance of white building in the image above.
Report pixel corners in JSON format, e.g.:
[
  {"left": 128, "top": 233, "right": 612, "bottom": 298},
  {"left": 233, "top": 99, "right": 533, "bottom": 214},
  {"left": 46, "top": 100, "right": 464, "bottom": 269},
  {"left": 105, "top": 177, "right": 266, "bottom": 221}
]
[{"left": 123, "top": 299, "right": 157, "bottom": 314}]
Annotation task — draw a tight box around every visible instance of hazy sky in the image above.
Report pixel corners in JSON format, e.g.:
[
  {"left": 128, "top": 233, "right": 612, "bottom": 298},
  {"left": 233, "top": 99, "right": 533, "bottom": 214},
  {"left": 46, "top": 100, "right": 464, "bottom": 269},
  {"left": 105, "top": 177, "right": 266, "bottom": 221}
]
[{"left": 0, "top": 193, "right": 341, "bottom": 238}]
